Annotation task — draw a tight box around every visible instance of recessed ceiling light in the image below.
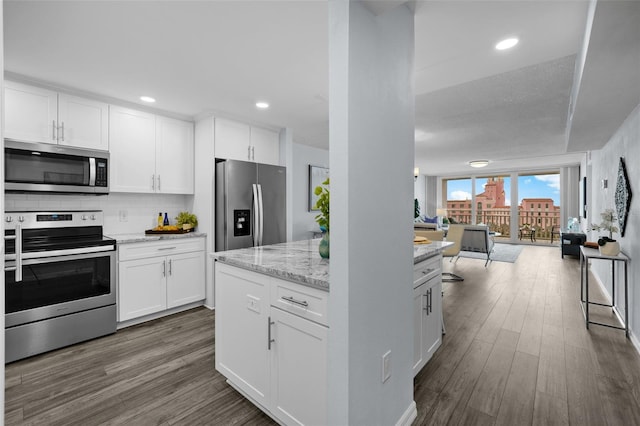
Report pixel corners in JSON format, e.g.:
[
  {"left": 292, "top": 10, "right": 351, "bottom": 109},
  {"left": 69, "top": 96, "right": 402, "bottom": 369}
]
[
  {"left": 140, "top": 96, "right": 156, "bottom": 103},
  {"left": 495, "top": 38, "right": 519, "bottom": 51},
  {"left": 469, "top": 160, "right": 490, "bottom": 168},
  {"left": 256, "top": 101, "right": 269, "bottom": 109}
]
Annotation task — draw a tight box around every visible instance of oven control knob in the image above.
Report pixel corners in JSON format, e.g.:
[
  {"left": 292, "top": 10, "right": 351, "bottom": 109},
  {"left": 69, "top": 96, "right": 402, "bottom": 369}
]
[
  {"left": 90, "top": 214, "right": 96, "bottom": 221},
  {"left": 82, "top": 215, "right": 88, "bottom": 220},
  {"left": 5, "top": 216, "right": 12, "bottom": 223},
  {"left": 18, "top": 216, "right": 25, "bottom": 222}
]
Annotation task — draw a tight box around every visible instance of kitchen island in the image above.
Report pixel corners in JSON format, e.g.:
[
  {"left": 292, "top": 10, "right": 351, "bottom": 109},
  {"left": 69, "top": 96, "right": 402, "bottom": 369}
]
[{"left": 212, "top": 238, "right": 451, "bottom": 426}]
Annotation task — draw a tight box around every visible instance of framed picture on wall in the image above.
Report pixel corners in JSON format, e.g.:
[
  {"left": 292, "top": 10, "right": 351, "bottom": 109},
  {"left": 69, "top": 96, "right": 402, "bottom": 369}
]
[{"left": 309, "top": 165, "right": 329, "bottom": 211}]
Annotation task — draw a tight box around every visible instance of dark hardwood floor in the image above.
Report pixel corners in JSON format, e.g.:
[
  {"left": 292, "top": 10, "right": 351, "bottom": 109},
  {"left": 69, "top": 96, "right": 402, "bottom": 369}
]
[{"left": 6, "top": 245, "right": 640, "bottom": 425}]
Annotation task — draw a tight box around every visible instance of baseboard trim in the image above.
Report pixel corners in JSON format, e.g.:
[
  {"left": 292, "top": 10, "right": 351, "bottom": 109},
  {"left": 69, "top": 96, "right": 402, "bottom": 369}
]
[{"left": 396, "top": 401, "right": 417, "bottom": 426}]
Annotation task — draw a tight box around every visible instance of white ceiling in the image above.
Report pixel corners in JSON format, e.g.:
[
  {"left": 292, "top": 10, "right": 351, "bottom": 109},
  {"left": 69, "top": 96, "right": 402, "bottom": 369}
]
[{"left": 4, "top": 1, "right": 639, "bottom": 176}]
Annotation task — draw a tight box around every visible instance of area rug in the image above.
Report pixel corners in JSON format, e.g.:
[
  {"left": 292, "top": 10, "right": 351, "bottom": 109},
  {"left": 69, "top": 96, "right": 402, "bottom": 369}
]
[{"left": 458, "top": 243, "right": 523, "bottom": 263}]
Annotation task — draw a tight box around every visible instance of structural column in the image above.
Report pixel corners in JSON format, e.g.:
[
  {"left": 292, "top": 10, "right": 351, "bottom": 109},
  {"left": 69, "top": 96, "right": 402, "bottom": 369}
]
[{"left": 328, "top": 2, "right": 416, "bottom": 425}]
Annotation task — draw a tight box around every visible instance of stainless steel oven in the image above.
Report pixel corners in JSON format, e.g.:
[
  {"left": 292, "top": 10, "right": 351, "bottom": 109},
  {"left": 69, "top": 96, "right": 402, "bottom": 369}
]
[
  {"left": 4, "top": 140, "right": 109, "bottom": 194},
  {"left": 4, "top": 211, "right": 116, "bottom": 362}
]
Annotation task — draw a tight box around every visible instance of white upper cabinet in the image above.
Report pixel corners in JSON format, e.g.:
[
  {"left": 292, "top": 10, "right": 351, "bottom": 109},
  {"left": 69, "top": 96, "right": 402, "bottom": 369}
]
[
  {"left": 110, "top": 106, "right": 194, "bottom": 194},
  {"left": 215, "top": 117, "right": 280, "bottom": 165},
  {"left": 214, "top": 117, "right": 252, "bottom": 162},
  {"left": 156, "top": 116, "right": 194, "bottom": 194},
  {"left": 58, "top": 94, "right": 109, "bottom": 150},
  {"left": 250, "top": 126, "right": 280, "bottom": 166},
  {"left": 109, "top": 106, "right": 157, "bottom": 193},
  {"left": 4, "top": 80, "right": 109, "bottom": 150}
]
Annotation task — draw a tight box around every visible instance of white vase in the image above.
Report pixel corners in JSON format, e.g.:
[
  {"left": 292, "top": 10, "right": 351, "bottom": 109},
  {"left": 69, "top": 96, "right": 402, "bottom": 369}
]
[{"left": 599, "top": 241, "right": 620, "bottom": 256}]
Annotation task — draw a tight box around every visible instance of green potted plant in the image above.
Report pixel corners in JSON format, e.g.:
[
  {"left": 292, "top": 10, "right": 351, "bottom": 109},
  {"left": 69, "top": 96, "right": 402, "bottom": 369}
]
[
  {"left": 314, "top": 178, "right": 330, "bottom": 258},
  {"left": 175, "top": 211, "right": 198, "bottom": 231}
]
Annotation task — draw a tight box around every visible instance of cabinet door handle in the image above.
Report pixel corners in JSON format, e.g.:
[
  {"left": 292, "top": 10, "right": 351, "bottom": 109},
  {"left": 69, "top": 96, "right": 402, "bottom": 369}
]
[
  {"left": 157, "top": 246, "right": 176, "bottom": 251},
  {"left": 282, "top": 296, "right": 309, "bottom": 308},
  {"left": 423, "top": 293, "right": 429, "bottom": 313},
  {"left": 151, "top": 175, "right": 156, "bottom": 191},
  {"left": 428, "top": 288, "right": 433, "bottom": 314},
  {"left": 60, "top": 122, "right": 65, "bottom": 141},
  {"left": 168, "top": 259, "right": 172, "bottom": 275},
  {"left": 268, "top": 316, "right": 275, "bottom": 350},
  {"left": 157, "top": 175, "right": 161, "bottom": 192},
  {"left": 248, "top": 146, "right": 252, "bottom": 161},
  {"left": 52, "top": 120, "right": 57, "bottom": 140},
  {"left": 251, "top": 146, "right": 255, "bottom": 161},
  {"left": 162, "top": 260, "right": 166, "bottom": 277}
]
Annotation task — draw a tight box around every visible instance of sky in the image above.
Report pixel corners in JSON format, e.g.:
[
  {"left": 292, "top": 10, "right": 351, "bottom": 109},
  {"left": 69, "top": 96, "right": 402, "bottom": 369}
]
[{"left": 447, "top": 174, "right": 560, "bottom": 206}]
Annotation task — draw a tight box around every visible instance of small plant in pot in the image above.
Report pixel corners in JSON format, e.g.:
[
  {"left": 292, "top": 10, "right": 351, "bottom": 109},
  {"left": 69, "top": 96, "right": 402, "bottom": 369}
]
[
  {"left": 175, "top": 211, "right": 198, "bottom": 231},
  {"left": 591, "top": 208, "right": 620, "bottom": 256},
  {"left": 314, "top": 178, "right": 330, "bottom": 258}
]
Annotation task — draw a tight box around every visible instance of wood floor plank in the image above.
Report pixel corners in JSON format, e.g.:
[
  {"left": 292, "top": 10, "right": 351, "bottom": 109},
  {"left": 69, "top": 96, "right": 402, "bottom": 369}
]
[
  {"left": 456, "top": 405, "right": 496, "bottom": 426},
  {"left": 466, "top": 342, "right": 516, "bottom": 417},
  {"left": 532, "top": 390, "right": 569, "bottom": 426},
  {"left": 494, "top": 351, "right": 539, "bottom": 426}
]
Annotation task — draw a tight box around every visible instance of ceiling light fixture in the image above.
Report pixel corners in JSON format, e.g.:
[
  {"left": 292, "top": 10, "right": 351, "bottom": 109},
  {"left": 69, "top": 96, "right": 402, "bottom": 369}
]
[
  {"left": 495, "top": 37, "right": 519, "bottom": 51},
  {"left": 256, "top": 101, "right": 269, "bottom": 109},
  {"left": 468, "top": 160, "right": 489, "bottom": 168},
  {"left": 140, "top": 96, "right": 156, "bottom": 103}
]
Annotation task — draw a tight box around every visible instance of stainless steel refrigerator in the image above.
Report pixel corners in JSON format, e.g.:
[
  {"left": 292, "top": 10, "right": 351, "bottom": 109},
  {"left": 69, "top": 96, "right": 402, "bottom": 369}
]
[{"left": 215, "top": 159, "right": 286, "bottom": 251}]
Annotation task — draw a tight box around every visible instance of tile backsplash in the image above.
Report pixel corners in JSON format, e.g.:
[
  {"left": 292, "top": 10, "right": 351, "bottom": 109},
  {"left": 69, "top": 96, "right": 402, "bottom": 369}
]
[{"left": 5, "top": 192, "right": 193, "bottom": 235}]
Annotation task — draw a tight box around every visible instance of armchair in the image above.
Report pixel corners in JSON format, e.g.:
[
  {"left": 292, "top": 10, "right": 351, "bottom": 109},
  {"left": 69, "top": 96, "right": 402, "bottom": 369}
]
[{"left": 461, "top": 225, "right": 495, "bottom": 267}]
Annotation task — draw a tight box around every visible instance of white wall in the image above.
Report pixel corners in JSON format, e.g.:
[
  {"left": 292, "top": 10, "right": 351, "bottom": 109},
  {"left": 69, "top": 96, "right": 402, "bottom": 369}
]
[
  {"left": 5, "top": 192, "right": 191, "bottom": 235},
  {"left": 588, "top": 102, "right": 639, "bottom": 343},
  {"left": 291, "top": 143, "right": 329, "bottom": 241}
]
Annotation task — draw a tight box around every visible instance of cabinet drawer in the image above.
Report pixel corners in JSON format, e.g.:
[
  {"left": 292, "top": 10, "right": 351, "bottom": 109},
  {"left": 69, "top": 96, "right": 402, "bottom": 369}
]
[
  {"left": 414, "top": 255, "right": 441, "bottom": 287},
  {"left": 119, "top": 238, "right": 205, "bottom": 261},
  {"left": 270, "top": 278, "right": 328, "bottom": 327}
]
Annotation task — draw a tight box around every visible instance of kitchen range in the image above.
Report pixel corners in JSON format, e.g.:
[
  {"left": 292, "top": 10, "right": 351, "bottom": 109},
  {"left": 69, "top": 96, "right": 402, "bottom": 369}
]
[{"left": 4, "top": 210, "right": 117, "bottom": 363}]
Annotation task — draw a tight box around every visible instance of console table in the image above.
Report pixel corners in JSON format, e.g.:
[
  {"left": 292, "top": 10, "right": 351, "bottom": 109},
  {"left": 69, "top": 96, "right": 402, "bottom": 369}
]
[{"left": 579, "top": 246, "right": 629, "bottom": 337}]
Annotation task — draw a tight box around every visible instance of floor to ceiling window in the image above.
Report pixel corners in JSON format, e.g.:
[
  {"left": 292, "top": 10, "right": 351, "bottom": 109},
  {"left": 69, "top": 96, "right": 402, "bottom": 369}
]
[
  {"left": 443, "top": 178, "right": 472, "bottom": 224},
  {"left": 442, "top": 171, "right": 560, "bottom": 244},
  {"left": 516, "top": 172, "right": 561, "bottom": 243},
  {"left": 475, "top": 175, "right": 511, "bottom": 237}
]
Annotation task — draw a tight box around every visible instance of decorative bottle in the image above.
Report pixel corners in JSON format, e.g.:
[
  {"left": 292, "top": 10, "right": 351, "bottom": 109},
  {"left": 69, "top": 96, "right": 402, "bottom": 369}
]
[
  {"left": 157, "top": 212, "right": 163, "bottom": 227},
  {"left": 163, "top": 213, "right": 169, "bottom": 226}
]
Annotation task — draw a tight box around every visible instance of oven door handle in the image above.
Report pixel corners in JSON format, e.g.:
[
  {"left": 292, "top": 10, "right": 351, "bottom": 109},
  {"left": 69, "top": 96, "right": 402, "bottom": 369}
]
[
  {"left": 18, "top": 245, "right": 115, "bottom": 260},
  {"left": 14, "top": 224, "right": 23, "bottom": 282}
]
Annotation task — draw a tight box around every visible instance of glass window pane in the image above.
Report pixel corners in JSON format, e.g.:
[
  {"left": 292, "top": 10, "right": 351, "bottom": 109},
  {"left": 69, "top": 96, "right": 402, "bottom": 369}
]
[{"left": 517, "top": 173, "right": 560, "bottom": 242}]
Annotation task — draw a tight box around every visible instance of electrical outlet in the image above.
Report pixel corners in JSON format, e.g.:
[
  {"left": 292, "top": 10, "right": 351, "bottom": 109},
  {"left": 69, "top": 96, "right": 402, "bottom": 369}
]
[
  {"left": 382, "top": 350, "right": 391, "bottom": 383},
  {"left": 119, "top": 210, "right": 128, "bottom": 222},
  {"left": 247, "top": 296, "right": 260, "bottom": 314}
]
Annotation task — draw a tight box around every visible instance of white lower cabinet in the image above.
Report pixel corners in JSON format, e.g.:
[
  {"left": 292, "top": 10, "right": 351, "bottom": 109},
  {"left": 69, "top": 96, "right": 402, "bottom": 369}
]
[
  {"left": 413, "top": 256, "right": 443, "bottom": 376},
  {"left": 215, "top": 262, "right": 328, "bottom": 426},
  {"left": 118, "top": 238, "right": 205, "bottom": 322}
]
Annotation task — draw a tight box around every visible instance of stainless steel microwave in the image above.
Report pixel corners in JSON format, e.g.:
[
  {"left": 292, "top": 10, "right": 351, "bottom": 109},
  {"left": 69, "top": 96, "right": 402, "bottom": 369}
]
[{"left": 4, "top": 141, "right": 109, "bottom": 194}]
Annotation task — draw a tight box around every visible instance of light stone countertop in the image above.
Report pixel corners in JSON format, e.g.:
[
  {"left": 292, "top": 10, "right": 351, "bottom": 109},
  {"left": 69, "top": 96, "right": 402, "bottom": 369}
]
[
  {"left": 108, "top": 232, "right": 206, "bottom": 244},
  {"left": 211, "top": 239, "right": 453, "bottom": 291}
]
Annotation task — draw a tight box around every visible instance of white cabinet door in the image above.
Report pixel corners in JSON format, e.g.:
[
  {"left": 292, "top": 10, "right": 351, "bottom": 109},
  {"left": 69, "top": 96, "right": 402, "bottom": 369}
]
[
  {"left": 109, "top": 106, "right": 156, "bottom": 193},
  {"left": 58, "top": 94, "right": 109, "bottom": 151},
  {"left": 167, "top": 251, "right": 205, "bottom": 308},
  {"left": 4, "top": 81, "right": 57, "bottom": 144},
  {"left": 270, "top": 307, "right": 328, "bottom": 426},
  {"left": 250, "top": 126, "right": 280, "bottom": 165},
  {"left": 413, "top": 283, "right": 427, "bottom": 376},
  {"left": 156, "top": 116, "right": 194, "bottom": 194},
  {"left": 118, "top": 256, "right": 167, "bottom": 321},
  {"left": 425, "top": 279, "right": 443, "bottom": 361},
  {"left": 215, "top": 263, "right": 271, "bottom": 408},
  {"left": 214, "top": 117, "right": 251, "bottom": 161}
]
